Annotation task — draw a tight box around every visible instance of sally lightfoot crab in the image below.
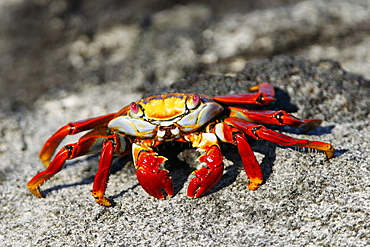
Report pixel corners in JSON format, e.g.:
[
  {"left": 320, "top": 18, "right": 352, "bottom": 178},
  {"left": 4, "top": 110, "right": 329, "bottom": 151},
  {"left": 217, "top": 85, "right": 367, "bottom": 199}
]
[{"left": 27, "top": 83, "right": 334, "bottom": 206}]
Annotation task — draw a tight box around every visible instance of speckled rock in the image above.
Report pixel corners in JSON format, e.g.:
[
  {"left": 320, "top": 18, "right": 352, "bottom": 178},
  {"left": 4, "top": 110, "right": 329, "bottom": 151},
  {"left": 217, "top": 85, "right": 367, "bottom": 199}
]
[{"left": 1, "top": 55, "right": 369, "bottom": 246}]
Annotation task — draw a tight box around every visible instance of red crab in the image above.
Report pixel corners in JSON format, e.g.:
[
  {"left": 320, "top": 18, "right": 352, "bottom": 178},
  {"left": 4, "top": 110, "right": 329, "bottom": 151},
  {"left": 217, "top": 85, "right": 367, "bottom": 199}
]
[{"left": 27, "top": 83, "right": 334, "bottom": 206}]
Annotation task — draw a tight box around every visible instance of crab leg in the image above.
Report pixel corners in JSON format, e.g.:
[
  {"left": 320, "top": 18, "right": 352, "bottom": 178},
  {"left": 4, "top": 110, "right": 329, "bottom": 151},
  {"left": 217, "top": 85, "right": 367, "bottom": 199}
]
[
  {"left": 133, "top": 142, "right": 174, "bottom": 199},
  {"left": 91, "top": 133, "right": 129, "bottom": 207},
  {"left": 27, "top": 146, "right": 72, "bottom": 198},
  {"left": 186, "top": 133, "right": 224, "bottom": 198},
  {"left": 249, "top": 82, "right": 275, "bottom": 97},
  {"left": 40, "top": 113, "right": 117, "bottom": 167},
  {"left": 229, "top": 107, "right": 322, "bottom": 128},
  {"left": 225, "top": 117, "right": 335, "bottom": 159},
  {"left": 28, "top": 130, "right": 109, "bottom": 198},
  {"left": 28, "top": 130, "right": 129, "bottom": 206},
  {"left": 92, "top": 132, "right": 130, "bottom": 206},
  {"left": 212, "top": 82, "right": 276, "bottom": 105},
  {"left": 91, "top": 140, "right": 115, "bottom": 206},
  {"left": 214, "top": 123, "right": 263, "bottom": 190}
]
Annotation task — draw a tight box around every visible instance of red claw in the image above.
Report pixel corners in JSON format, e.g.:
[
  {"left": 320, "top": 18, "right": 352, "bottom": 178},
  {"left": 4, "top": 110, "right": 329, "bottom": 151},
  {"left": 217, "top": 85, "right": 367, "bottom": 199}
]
[
  {"left": 187, "top": 145, "right": 224, "bottom": 198},
  {"left": 135, "top": 152, "right": 173, "bottom": 199}
]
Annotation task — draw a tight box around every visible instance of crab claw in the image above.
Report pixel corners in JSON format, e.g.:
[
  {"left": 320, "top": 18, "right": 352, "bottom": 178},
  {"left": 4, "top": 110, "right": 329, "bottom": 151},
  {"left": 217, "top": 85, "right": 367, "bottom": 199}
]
[
  {"left": 187, "top": 145, "right": 224, "bottom": 198},
  {"left": 135, "top": 152, "right": 174, "bottom": 199}
]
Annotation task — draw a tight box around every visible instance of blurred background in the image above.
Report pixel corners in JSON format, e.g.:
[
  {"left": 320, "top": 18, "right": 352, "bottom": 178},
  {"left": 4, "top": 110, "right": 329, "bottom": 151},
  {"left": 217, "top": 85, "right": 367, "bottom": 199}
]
[{"left": 1, "top": 0, "right": 369, "bottom": 111}]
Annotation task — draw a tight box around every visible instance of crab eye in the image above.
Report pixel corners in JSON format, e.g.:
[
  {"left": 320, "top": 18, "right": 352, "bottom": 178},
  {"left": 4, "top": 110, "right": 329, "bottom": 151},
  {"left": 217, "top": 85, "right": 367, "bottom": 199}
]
[
  {"left": 130, "top": 102, "right": 138, "bottom": 113},
  {"left": 187, "top": 94, "right": 201, "bottom": 110},
  {"left": 129, "top": 102, "right": 144, "bottom": 118}
]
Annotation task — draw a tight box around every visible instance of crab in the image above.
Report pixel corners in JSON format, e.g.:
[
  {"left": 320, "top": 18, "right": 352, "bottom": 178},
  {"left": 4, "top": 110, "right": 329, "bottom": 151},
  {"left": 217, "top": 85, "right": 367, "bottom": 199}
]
[{"left": 27, "top": 83, "right": 334, "bottom": 206}]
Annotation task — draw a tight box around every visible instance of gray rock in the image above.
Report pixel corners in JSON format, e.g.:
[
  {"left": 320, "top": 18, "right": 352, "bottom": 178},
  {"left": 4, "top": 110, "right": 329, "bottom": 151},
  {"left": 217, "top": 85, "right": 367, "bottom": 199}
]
[{"left": 1, "top": 56, "right": 369, "bottom": 246}]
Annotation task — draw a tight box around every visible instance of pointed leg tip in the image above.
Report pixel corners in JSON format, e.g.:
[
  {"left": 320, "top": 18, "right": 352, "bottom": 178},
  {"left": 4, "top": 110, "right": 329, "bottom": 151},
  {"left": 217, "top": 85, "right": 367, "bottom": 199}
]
[
  {"left": 326, "top": 150, "right": 335, "bottom": 159},
  {"left": 93, "top": 190, "right": 114, "bottom": 206},
  {"left": 247, "top": 183, "right": 260, "bottom": 191},
  {"left": 323, "top": 144, "right": 335, "bottom": 159},
  {"left": 99, "top": 200, "right": 114, "bottom": 207},
  {"left": 247, "top": 177, "right": 263, "bottom": 190},
  {"left": 28, "top": 186, "right": 45, "bottom": 198},
  {"left": 94, "top": 196, "right": 114, "bottom": 207}
]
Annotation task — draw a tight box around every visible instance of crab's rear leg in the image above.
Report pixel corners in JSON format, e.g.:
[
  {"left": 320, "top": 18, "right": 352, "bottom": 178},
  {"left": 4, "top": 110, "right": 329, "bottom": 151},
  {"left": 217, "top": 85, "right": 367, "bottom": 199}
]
[
  {"left": 229, "top": 107, "right": 322, "bottom": 130},
  {"left": 28, "top": 130, "right": 129, "bottom": 206},
  {"left": 213, "top": 82, "right": 276, "bottom": 105},
  {"left": 225, "top": 117, "right": 334, "bottom": 159},
  {"left": 28, "top": 146, "right": 72, "bottom": 198},
  {"left": 40, "top": 113, "right": 116, "bottom": 167},
  {"left": 249, "top": 82, "right": 275, "bottom": 97},
  {"left": 214, "top": 123, "right": 263, "bottom": 190},
  {"left": 28, "top": 130, "right": 108, "bottom": 198}
]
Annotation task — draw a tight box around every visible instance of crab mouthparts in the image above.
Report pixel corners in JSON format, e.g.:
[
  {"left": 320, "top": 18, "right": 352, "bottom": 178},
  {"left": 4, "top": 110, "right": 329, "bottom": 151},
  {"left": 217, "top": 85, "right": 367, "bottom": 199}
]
[{"left": 157, "top": 126, "right": 181, "bottom": 141}]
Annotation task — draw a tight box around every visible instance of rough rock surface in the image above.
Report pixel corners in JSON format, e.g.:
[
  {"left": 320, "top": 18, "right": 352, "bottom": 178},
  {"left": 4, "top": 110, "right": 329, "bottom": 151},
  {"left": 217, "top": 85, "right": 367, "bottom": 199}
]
[
  {"left": 1, "top": 56, "right": 370, "bottom": 246},
  {"left": 1, "top": 0, "right": 370, "bottom": 246}
]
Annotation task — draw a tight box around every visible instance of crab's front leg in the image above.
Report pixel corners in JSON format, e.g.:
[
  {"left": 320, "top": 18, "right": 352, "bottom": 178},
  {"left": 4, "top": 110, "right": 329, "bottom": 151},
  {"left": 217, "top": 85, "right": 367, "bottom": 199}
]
[
  {"left": 133, "top": 141, "right": 174, "bottom": 199},
  {"left": 185, "top": 133, "right": 224, "bottom": 198}
]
